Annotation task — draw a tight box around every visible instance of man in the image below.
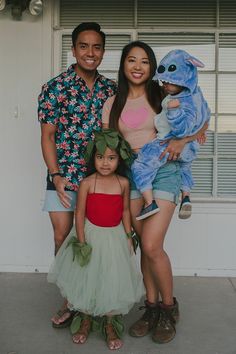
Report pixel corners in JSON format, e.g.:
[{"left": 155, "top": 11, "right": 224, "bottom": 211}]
[{"left": 38, "top": 22, "right": 116, "bottom": 327}]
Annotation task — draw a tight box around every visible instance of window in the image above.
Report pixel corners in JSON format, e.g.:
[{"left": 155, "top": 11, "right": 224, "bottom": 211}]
[{"left": 57, "top": 0, "right": 236, "bottom": 199}]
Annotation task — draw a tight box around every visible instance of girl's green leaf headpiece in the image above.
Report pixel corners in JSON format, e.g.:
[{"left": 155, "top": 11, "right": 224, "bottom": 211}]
[{"left": 85, "top": 129, "right": 133, "bottom": 166}]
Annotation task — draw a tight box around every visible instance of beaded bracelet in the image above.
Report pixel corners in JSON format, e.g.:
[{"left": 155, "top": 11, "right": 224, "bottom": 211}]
[{"left": 126, "top": 231, "right": 134, "bottom": 239}]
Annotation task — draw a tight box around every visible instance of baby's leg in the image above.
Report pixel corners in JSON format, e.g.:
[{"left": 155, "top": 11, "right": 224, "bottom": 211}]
[
  {"left": 131, "top": 140, "right": 167, "bottom": 193},
  {"left": 132, "top": 141, "right": 167, "bottom": 221},
  {"left": 136, "top": 189, "right": 160, "bottom": 221},
  {"left": 179, "top": 161, "right": 193, "bottom": 219},
  {"left": 142, "top": 189, "right": 154, "bottom": 207}
]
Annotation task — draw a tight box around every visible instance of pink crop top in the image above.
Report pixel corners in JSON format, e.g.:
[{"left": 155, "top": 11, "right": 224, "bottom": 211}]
[{"left": 102, "top": 95, "right": 157, "bottom": 150}]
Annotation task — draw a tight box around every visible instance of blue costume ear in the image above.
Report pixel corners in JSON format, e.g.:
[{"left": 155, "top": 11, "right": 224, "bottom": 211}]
[{"left": 186, "top": 55, "right": 204, "bottom": 68}]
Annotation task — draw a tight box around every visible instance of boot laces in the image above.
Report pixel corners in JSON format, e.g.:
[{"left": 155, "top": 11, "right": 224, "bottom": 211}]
[
  {"left": 139, "top": 303, "right": 157, "bottom": 322},
  {"left": 158, "top": 308, "right": 175, "bottom": 328}
]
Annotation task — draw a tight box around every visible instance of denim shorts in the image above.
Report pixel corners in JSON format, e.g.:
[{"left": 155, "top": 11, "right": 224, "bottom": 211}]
[
  {"left": 43, "top": 190, "right": 77, "bottom": 211},
  {"left": 128, "top": 160, "right": 181, "bottom": 205},
  {"left": 42, "top": 190, "right": 77, "bottom": 212},
  {"left": 42, "top": 172, "right": 77, "bottom": 211}
]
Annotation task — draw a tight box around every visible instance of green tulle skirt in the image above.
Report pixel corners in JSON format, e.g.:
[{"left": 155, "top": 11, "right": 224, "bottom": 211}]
[{"left": 47, "top": 219, "right": 145, "bottom": 316}]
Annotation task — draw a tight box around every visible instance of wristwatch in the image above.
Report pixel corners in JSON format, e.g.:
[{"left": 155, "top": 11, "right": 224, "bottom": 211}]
[{"left": 49, "top": 172, "right": 62, "bottom": 182}]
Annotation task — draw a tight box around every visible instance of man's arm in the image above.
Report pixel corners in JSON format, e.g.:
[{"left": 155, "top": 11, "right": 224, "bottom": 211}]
[
  {"left": 41, "top": 123, "right": 59, "bottom": 174},
  {"left": 41, "top": 123, "right": 72, "bottom": 208}
]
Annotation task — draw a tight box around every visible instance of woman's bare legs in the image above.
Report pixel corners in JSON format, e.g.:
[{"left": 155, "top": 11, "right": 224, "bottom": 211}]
[
  {"left": 140, "top": 198, "right": 176, "bottom": 305},
  {"left": 130, "top": 198, "right": 159, "bottom": 303},
  {"left": 129, "top": 198, "right": 177, "bottom": 341}
]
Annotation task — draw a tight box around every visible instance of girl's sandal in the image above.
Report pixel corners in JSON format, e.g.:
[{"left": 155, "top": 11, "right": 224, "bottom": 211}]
[
  {"left": 71, "top": 313, "right": 92, "bottom": 344},
  {"left": 102, "top": 316, "right": 124, "bottom": 351},
  {"left": 105, "top": 322, "right": 123, "bottom": 350},
  {"left": 51, "top": 308, "right": 75, "bottom": 328}
]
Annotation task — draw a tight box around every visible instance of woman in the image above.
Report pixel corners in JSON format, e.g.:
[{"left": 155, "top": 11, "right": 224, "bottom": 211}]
[{"left": 102, "top": 41, "right": 206, "bottom": 344}]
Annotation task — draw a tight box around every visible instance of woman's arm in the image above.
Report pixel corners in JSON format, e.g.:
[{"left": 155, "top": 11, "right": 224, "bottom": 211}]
[
  {"left": 75, "top": 179, "right": 90, "bottom": 243},
  {"left": 101, "top": 96, "right": 115, "bottom": 129},
  {"left": 160, "top": 122, "right": 209, "bottom": 160}
]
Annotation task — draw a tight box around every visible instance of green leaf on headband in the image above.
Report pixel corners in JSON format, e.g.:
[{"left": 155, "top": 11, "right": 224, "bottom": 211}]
[
  {"left": 85, "top": 140, "right": 95, "bottom": 162},
  {"left": 84, "top": 128, "right": 133, "bottom": 166},
  {"left": 104, "top": 129, "right": 118, "bottom": 138},
  {"left": 105, "top": 135, "right": 119, "bottom": 150},
  {"left": 96, "top": 140, "right": 106, "bottom": 154},
  {"left": 120, "top": 148, "right": 128, "bottom": 160},
  {"left": 120, "top": 140, "right": 132, "bottom": 159}
]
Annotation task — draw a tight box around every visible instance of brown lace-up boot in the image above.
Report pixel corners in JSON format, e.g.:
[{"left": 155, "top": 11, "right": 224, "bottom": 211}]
[
  {"left": 129, "top": 300, "right": 159, "bottom": 337},
  {"left": 152, "top": 299, "right": 179, "bottom": 343},
  {"left": 157, "top": 297, "right": 179, "bottom": 323},
  {"left": 169, "top": 297, "right": 179, "bottom": 323}
]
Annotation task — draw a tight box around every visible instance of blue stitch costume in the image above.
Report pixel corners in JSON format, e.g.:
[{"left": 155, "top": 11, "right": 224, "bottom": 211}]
[{"left": 131, "top": 49, "right": 211, "bottom": 194}]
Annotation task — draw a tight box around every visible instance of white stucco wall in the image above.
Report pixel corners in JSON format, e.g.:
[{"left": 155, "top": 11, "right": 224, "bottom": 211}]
[
  {"left": 0, "top": 2, "right": 235, "bottom": 276},
  {"left": 0, "top": 3, "right": 54, "bottom": 272}
]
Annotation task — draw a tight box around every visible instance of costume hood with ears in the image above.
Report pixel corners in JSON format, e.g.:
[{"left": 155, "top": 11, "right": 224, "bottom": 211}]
[{"left": 153, "top": 49, "right": 204, "bottom": 94}]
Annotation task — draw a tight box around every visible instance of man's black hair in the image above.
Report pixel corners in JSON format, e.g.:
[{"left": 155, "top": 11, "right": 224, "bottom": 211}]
[{"left": 72, "top": 22, "right": 106, "bottom": 49}]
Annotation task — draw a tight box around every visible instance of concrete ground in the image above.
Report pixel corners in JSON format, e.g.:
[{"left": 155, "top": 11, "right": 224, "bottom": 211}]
[{"left": 0, "top": 273, "right": 236, "bottom": 354}]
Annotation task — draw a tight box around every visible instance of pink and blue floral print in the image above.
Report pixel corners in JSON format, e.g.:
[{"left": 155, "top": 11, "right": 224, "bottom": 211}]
[{"left": 38, "top": 64, "right": 116, "bottom": 191}]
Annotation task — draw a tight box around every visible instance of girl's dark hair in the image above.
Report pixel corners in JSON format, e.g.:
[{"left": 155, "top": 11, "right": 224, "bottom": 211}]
[
  {"left": 109, "top": 41, "right": 163, "bottom": 131},
  {"left": 86, "top": 145, "right": 128, "bottom": 178}
]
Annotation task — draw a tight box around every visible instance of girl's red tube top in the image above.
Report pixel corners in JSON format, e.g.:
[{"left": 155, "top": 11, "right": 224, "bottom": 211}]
[{"left": 86, "top": 193, "right": 123, "bottom": 227}]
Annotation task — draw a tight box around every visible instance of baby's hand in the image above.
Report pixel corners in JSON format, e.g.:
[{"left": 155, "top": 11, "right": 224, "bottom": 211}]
[{"left": 167, "top": 99, "right": 180, "bottom": 109}]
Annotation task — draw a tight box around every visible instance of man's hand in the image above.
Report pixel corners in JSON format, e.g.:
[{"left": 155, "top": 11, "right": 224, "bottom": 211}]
[{"left": 53, "top": 175, "right": 72, "bottom": 208}]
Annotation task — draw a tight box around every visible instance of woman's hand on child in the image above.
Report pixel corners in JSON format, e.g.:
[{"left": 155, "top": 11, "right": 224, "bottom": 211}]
[
  {"left": 197, "top": 132, "right": 207, "bottom": 145},
  {"left": 159, "top": 138, "right": 186, "bottom": 160}
]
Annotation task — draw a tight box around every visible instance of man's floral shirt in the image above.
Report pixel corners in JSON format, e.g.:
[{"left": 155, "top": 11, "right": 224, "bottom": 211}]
[{"left": 38, "top": 65, "right": 116, "bottom": 191}]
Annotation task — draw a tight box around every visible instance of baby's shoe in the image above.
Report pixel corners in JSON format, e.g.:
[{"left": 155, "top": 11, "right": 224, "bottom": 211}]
[
  {"left": 136, "top": 200, "right": 160, "bottom": 221},
  {"left": 178, "top": 196, "right": 192, "bottom": 219}
]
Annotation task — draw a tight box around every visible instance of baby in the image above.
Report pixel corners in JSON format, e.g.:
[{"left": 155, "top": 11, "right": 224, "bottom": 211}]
[{"left": 131, "top": 49, "right": 211, "bottom": 220}]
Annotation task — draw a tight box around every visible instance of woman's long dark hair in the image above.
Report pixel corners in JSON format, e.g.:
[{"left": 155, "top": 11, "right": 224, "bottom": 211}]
[{"left": 109, "top": 41, "right": 163, "bottom": 131}]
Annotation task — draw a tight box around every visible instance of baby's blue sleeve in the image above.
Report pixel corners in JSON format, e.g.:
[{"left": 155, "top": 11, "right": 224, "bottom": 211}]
[{"left": 166, "top": 98, "right": 197, "bottom": 138}]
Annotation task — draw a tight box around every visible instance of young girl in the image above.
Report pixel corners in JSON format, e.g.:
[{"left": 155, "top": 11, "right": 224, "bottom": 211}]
[{"left": 47, "top": 129, "right": 144, "bottom": 350}]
